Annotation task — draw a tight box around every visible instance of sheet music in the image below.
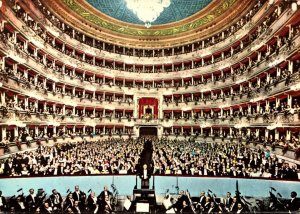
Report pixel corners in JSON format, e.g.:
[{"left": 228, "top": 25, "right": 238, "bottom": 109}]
[{"left": 124, "top": 198, "right": 131, "bottom": 210}]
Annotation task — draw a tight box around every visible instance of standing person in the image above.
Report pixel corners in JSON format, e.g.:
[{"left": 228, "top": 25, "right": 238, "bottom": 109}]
[
  {"left": 196, "top": 191, "right": 206, "bottom": 212},
  {"left": 287, "top": 191, "right": 299, "bottom": 213},
  {"left": 49, "top": 189, "right": 63, "bottom": 211},
  {"left": 72, "top": 186, "right": 86, "bottom": 210},
  {"left": 97, "top": 186, "right": 113, "bottom": 210},
  {"left": 224, "top": 192, "right": 233, "bottom": 212},
  {"left": 25, "top": 188, "right": 36, "bottom": 212},
  {"left": 98, "top": 186, "right": 113, "bottom": 202},
  {"left": 140, "top": 164, "right": 151, "bottom": 189},
  {"left": 0, "top": 191, "right": 7, "bottom": 211}
]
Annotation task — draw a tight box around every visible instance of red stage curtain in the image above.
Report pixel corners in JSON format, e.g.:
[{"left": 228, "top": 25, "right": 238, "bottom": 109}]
[{"left": 139, "top": 98, "right": 159, "bottom": 119}]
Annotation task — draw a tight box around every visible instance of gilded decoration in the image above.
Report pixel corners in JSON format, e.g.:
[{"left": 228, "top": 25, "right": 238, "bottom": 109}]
[{"left": 62, "top": 0, "right": 238, "bottom": 37}]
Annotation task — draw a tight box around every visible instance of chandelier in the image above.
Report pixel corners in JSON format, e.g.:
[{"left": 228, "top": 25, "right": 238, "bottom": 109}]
[{"left": 125, "top": 0, "right": 171, "bottom": 28}]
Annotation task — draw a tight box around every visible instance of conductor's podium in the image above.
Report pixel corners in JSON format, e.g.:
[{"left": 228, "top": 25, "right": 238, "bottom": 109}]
[{"left": 133, "top": 188, "right": 156, "bottom": 213}]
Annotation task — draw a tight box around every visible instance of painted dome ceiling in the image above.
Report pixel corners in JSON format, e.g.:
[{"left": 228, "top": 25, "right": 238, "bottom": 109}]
[
  {"left": 42, "top": 0, "right": 252, "bottom": 48},
  {"left": 85, "top": 0, "right": 213, "bottom": 25}
]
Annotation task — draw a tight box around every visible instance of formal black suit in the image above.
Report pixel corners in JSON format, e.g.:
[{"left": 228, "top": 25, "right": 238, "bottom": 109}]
[
  {"left": 63, "top": 197, "right": 74, "bottom": 211},
  {"left": 49, "top": 193, "right": 63, "bottom": 210},
  {"left": 236, "top": 207, "right": 246, "bottom": 213},
  {"left": 140, "top": 168, "right": 151, "bottom": 189},
  {"left": 224, "top": 197, "right": 233, "bottom": 209},
  {"left": 97, "top": 190, "right": 113, "bottom": 204},
  {"left": 197, "top": 195, "right": 206, "bottom": 210},
  {"left": 0, "top": 195, "right": 7, "bottom": 211},
  {"left": 71, "top": 205, "right": 82, "bottom": 214},
  {"left": 25, "top": 194, "right": 37, "bottom": 212},
  {"left": 3, "top": 161, "right": 13, "bottom": 176},
  {"left": 203, "top": 202, "right": 211, "bottom": 212},
  {"left": 170, "top": 194, "right": 190, "bottom": 212},
  {"left": 39, "top": 206, "right": 52, "bottom": 213},
  {"left": 87, "top": 195, "right": 98, "bottom": 213},
  {"left": 208, "top": 170, "right": 220, "bottom": 176},
  {"left": 14, "top": 201, "right": 27, "bottom": 212},
  {"left": 81, "top": 169, "right": 91, "bottom": 175},
  {"left": 180, "top": 205, "right": 193, "bottom": 214},
  {"left": 207, "top": 205, "right": 220, "bottom": 214},
  {"left": 229, "top": 201, "right": 238, "bottom": 213},
  {"left": 72, "top": 191, "right": 86, "bottom": 210},
  {"left": 287, "top": 197, "right": 299, "bottom": 212}
]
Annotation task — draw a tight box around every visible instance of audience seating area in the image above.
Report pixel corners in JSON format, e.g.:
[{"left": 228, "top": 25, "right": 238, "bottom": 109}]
[{"left": 0, "top": 0, "right": 299, "bottom": 178}]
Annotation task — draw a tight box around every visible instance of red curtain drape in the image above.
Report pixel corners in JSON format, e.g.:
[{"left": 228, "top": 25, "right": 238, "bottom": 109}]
[{"left": 139, "top": 98, "right": 159, "bottom": 119}]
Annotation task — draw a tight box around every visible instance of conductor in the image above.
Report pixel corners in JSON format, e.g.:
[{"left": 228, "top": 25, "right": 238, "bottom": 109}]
[{"left": 140, "top": 164, "right": 151, "bottom": 189}]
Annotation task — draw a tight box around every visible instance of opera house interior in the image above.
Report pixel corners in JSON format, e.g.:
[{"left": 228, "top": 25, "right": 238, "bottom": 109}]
[{"left": 0, "top": 0, "right": 300, "bottom": 213}]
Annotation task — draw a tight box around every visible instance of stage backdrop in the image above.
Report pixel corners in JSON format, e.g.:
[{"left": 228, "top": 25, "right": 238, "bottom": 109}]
[{"left": 138, "top": 98, "right": 159, "bottom": 119}]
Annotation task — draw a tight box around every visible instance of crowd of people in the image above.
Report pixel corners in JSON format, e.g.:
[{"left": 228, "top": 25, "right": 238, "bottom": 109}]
[
  {"left": 164, "top": 189, "right": 300, "bottom": 213},
  {"left": 0, "top": 138, "right": 143, "bottom": 176},
  {"left": 0, "top": 185, "right": 299, "bottom": 213},
  {"left": 151, "top": 138, "right": 300, "bottom": 179},
  {"left": 0, "top": 185, "right": 117, "bottom": 213},
  {"left": 0, "top": 137, "right": 299, "bottom": 180}
]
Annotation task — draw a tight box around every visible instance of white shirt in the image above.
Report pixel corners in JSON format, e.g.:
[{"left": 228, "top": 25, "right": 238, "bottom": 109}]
[{"left": 237, "top": 208, "right": 244, "bottom": 213}]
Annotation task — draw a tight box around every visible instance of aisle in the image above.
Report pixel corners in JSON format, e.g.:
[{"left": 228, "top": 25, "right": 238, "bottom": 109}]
[{"left": 139, "top": 139, "right": 153, "bottom": 168}]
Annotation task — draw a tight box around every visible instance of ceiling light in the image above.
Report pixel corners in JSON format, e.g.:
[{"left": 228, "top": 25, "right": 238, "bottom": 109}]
[
  {"left": 125, "top": 0, "right": 171, "bottom": 28},
  {"left": 292, "top": 2, "right": 297, "bottom": 11}
]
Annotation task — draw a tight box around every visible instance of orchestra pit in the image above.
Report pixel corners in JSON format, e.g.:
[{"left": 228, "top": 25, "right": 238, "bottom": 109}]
[{"left": 1, "top": 0, "right": 300, "bottom": 213}]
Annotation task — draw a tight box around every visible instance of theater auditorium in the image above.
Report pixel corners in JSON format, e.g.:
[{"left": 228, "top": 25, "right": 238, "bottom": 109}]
[{"left": 0, "top": 0, "right": 300, "bottom": 213}]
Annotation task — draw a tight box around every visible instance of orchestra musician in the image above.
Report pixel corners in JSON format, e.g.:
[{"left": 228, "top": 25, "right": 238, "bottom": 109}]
[
  {"left": 180, "top": 200, "right": 193, "bottom": 213},
  {"left": 0, "top": 191, "right": 7, "bottom": 212},
  {"left": 25, "top": 188, "right": 36, "bottom": 212},
  {"left": 72, "top": 185, "right": 86, "bottom": 210},
  {"left": 167, "top": 190, "right": 190, "bottom": 213},
  {"left": 87, "top": 191, "right": 99, "bottom": 213},
  {"left": 286, "top": 191, "right": 299, "bottom": 213},
  {"left": 102, "top": 196, "right": 113, "bottom": 213},
  {"left": 224, "top": 192, "right": 233, "bottom": 212},
  {"left": 196, "top": 191, "right": 206, "bottom": 212},
  {"left": 49, "top": 189, "right": 63, "bottom": 211},
  {"left": 63, "top": 193, "right": 75, "bottom": 211}
]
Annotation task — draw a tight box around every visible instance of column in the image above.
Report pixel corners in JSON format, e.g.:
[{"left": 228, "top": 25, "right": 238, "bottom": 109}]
[
  {"left": 265, "top": 129, "right": 269, "bottom": 139},
  {"left": 1, "top": 91, "right": 5, "bottom": 106},
  {"left": 275, "top": 129, "right": 279, "bottom": 140},
  {"left": 14, "top": 127, "right": 19, "bottom": 138},
  {"left": 1, "top": 127, "right": 6, "bottom": 140},
  {"left": 287, "top": 95, "right": 292, "bottom": 108},
  {"left": 288, "top": 60, "right": 293, "bottom": 73},
  {"left": 286, "top": 129, "right": 291, "bottom": 141}
]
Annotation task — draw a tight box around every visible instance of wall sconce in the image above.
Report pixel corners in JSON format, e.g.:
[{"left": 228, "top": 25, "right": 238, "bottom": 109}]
[
  {"left": 292, "top": 2, "right": 298, "bottom": 11},
  {"left": 290, "top": 0, "right": 300, "bottom": 11}
]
